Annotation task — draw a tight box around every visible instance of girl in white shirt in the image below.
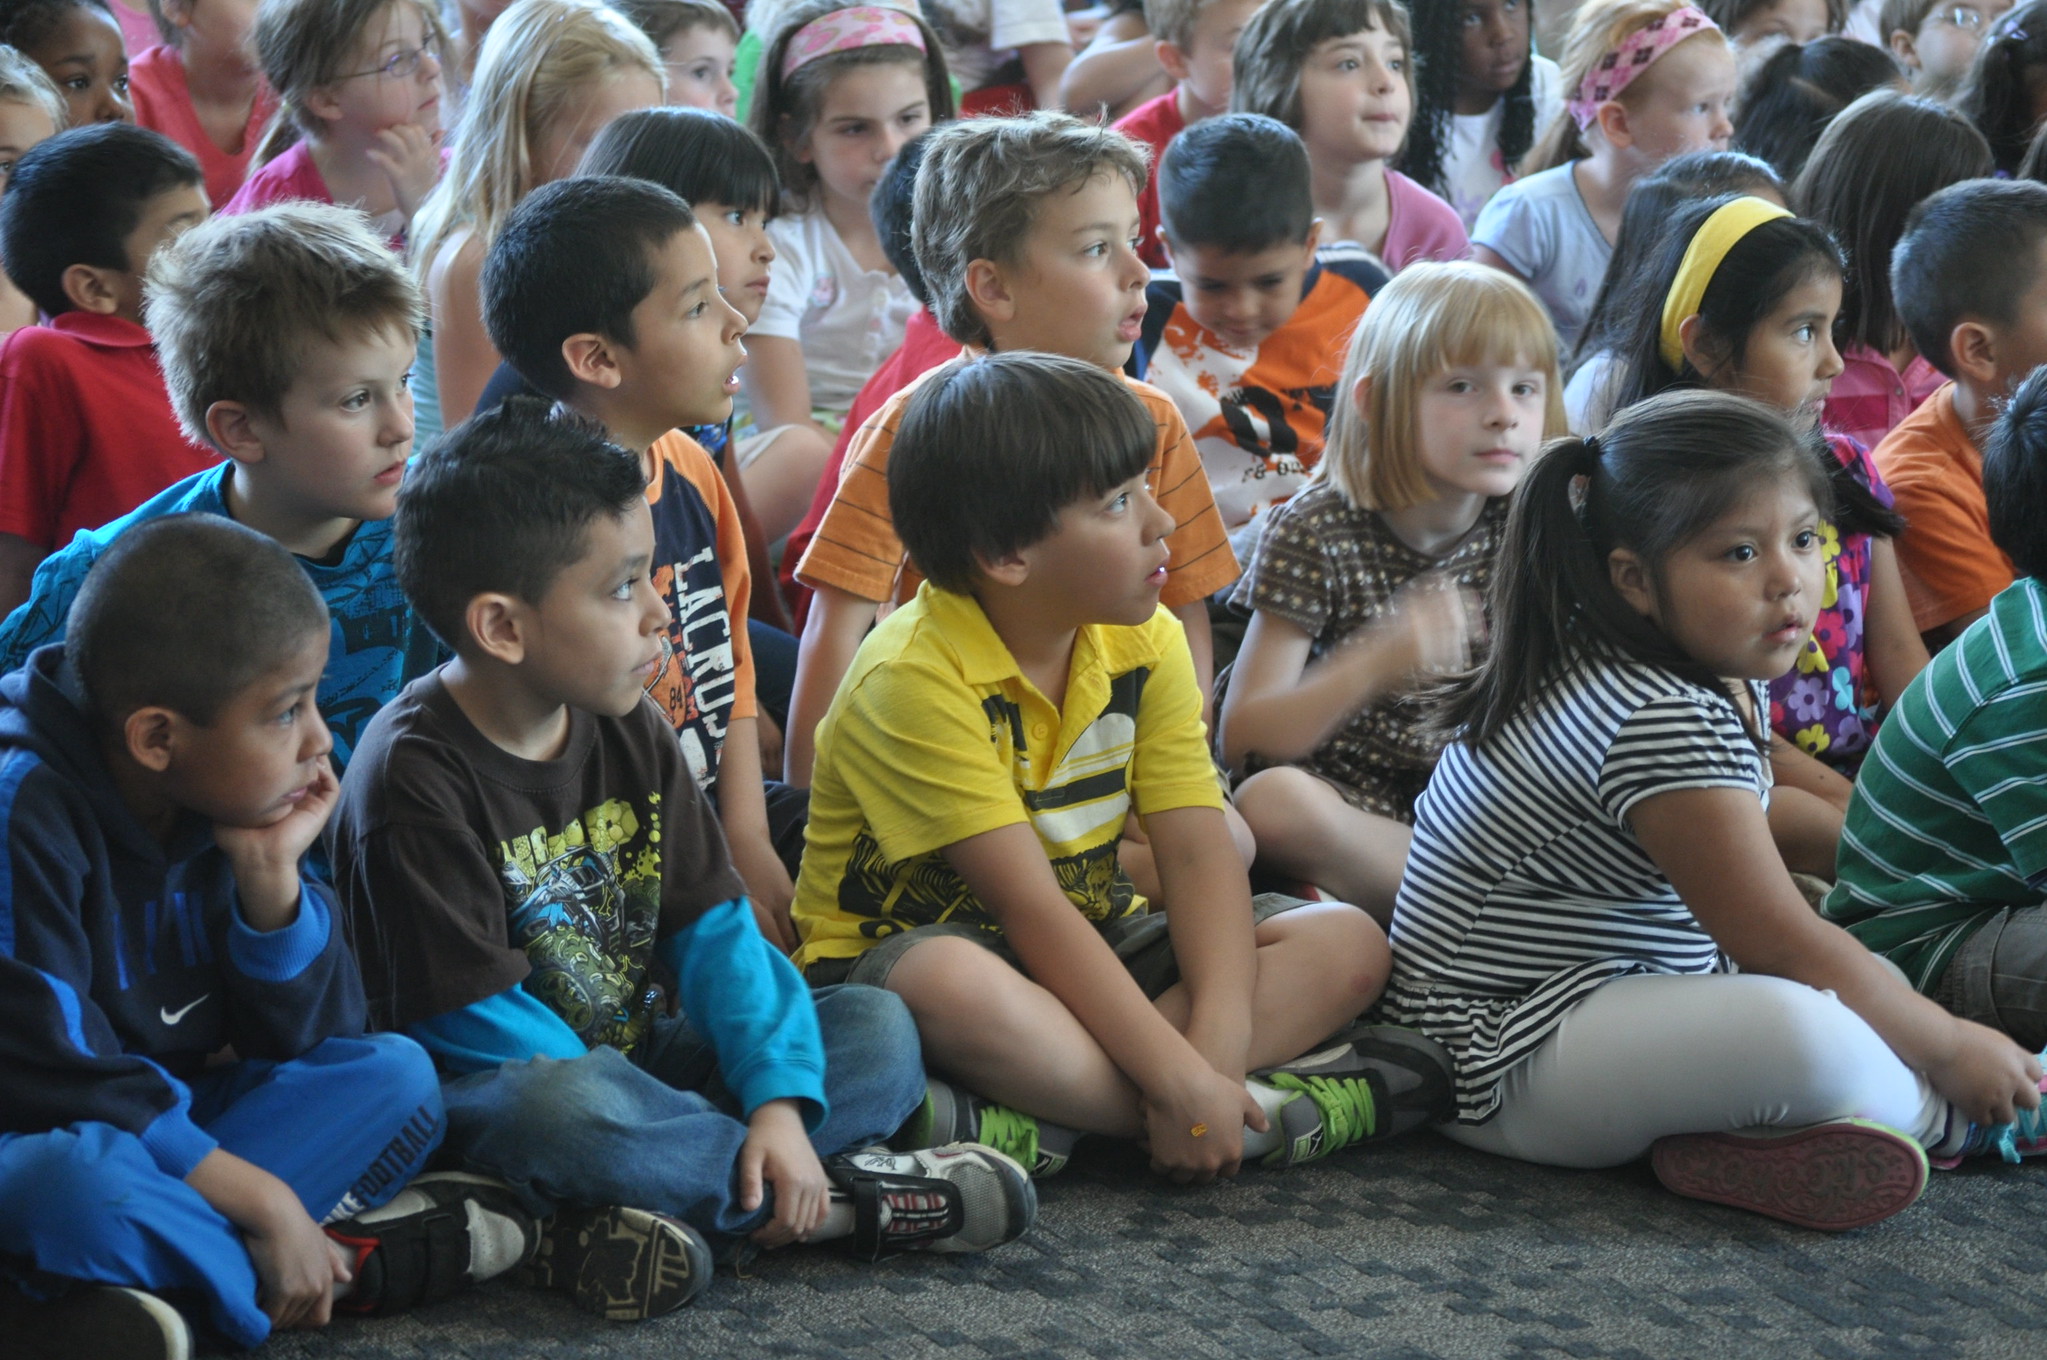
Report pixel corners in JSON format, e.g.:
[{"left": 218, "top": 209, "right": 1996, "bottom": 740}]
[
  {"left": 1398, "top": 0, "right": 1563, "bottom": 230},
  {"left": 741, "top": 0, "right": 954, "bottom": 540}
]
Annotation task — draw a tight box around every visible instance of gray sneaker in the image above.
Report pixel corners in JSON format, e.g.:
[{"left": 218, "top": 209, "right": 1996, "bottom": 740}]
[
  {"left": 1253, "top": 1023, "right": 1457, "bottom": 1166},
  {"left": 826, "top": 1142, "right": 1037, "bottom": 1260}
]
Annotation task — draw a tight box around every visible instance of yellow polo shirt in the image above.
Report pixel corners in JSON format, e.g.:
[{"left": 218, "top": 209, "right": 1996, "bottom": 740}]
[{"left": 791, "top": 583, "right": 1226, "bottom": 969}]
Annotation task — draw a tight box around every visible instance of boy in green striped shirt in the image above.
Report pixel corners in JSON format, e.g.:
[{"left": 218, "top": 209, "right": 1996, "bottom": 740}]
[{"left": 1826, "top": 364, "right": 2047, "bottom": 1049}]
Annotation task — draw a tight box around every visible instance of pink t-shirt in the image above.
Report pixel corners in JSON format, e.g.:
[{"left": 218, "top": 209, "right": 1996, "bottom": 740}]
[
  {"left": 128, "top": 46, "right": 277, "bottom": 209},
  {"left": 221, "top": 140, "right": 332, "bottom": 216},
  {"left": 1822, "top": 344, "right": 1946, "bottom": 454},
  {"left": 109, "top": 0, "right": 159, "bottom": 55},
  {"left": 1378, "top": 169, "right": 1470, "bottom": 273}
]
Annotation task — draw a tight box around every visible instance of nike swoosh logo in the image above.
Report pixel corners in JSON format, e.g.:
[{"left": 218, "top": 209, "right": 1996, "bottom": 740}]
[{"left": 160, "top": 995, "right": 209, "bottom": 1026}]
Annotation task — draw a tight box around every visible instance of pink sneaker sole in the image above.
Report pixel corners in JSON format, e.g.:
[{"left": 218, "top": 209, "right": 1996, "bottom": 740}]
[{"left": 1650, "top": 1120, "right": 1928, "bottom": 1232}]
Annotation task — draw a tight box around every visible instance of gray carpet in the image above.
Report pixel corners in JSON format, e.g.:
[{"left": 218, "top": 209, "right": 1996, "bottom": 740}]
[{"left": 263, "top": 1136, "right": 2047, "bottom": 1360}]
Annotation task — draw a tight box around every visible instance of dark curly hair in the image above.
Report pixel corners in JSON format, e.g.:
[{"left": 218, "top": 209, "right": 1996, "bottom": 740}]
[{"left": 1399, "top": 0, "right": 1535, "bottom": 197}]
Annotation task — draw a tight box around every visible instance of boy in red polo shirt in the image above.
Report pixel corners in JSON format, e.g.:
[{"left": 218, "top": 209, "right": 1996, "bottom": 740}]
[{"left": 0, "top": 123, "right": 215, "bottom": 617}]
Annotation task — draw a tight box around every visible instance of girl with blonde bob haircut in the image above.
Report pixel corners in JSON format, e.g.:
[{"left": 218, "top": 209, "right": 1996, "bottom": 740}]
[
  {"left": 1218, "top": 261, "right": 1564, "bottom": 923},
  {"left": 409, "top": 0, "right": 665, "bottom": 441}
]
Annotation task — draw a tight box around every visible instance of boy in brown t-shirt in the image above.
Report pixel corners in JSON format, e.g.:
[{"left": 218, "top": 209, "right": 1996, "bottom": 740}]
[
  {"left": 327, "top": 403, "right": 1034, "bottom": 1322},
  {"left": 1878, "top": 179, "right": 2047, "bottom": 648}
]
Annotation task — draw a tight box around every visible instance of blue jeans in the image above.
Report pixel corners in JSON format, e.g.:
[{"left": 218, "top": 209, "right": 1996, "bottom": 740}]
[
  {"left": 0, "top": 1033, "right": 443, "bottom": 1349},
  {"left": 436, "top": 984, "right": 923, "bottom": 1258}
]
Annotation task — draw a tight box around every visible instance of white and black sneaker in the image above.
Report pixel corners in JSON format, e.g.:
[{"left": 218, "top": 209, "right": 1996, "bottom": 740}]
[
  {"left": 0, "top": 1284, "right": 192, "bottom": 1360},
  {"left": 523, "top": 1204, "right": 712, "bottom": 1320},
  {"left": 324, "top": 1171, "right": 537, "bottom": 1316},
  {"left": 824, "top": 1142, "right": 1036, "bottom": 1261}
]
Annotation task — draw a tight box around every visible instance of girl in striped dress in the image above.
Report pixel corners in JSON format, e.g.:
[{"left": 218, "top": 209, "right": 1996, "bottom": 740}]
[{"left": 1381, "top": 389, "right": 2044, "bottom": 1231}]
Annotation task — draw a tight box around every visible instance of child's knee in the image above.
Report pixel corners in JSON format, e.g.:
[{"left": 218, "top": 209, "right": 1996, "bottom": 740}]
[
  {"left": 815, "top": 983, "right": 922, "bottom": 1068},
  {"left": 887, "top": 936, "right": 1029, "bottom": 1028},
  {"left": 334, "top": 1031, "right": 443, "bottom": 1117},
  {"left": 0, "top": 1127, "right": 164, "bottom": 1251},
  {"left": 1267, "top": 902, "right": 1391, "bottom": 1004}
]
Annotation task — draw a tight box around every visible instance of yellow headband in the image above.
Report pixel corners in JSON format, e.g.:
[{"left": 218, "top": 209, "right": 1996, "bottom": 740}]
[{"left": 1658, "top": 196, "right": 1794, "bottom": 372}]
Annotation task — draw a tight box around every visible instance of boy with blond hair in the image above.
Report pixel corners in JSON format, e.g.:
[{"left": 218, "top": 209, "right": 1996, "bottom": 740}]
[
  {"left": 0, "top": 201, "right": 442, "bottom": 773},
  {"left": 786, "top": 111, "right": 1238, "bottom": 789},
  {"left": 1115, "top": 0, "right": 1269, "bottom": 267}
]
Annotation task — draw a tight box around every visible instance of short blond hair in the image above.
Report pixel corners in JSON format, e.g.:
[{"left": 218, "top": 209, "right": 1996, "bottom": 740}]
[
  {"left": 0, "top": 42, "right": 64, "bottom": 131},
  {"left": 146, "top": 202, "right": 424, "bottom": 451},
  {"left": 913, "top": 111, "right": 1147, "bottom": 348},
  {"left": 409, "top": 0, "right": 663, "bottom": 276},
  {"left": 1323, "top": 261, "right": 1565, "bottom": 512}
]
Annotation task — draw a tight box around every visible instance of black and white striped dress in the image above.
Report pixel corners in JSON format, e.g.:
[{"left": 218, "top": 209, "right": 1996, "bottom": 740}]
[{"left": 1382, "top": 655, "right": 1771, "bottom": 1123}]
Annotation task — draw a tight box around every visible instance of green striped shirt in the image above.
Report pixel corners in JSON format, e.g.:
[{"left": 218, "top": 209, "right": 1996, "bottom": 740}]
[{"left": 1824, "top": 577, "right": 2047, "bottom": 989}]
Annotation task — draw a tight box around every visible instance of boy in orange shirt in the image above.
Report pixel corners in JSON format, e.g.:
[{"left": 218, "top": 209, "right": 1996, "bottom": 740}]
[
  {"left": 1878, "top": 178, "right": 2047, "bottom": 648},
  {"left": 786, "top": 112, "right": 1238, "bottom": 789}
]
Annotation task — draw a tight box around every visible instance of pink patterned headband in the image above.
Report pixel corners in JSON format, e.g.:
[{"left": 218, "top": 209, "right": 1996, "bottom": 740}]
[
  {"left": 780, "top": 5, "right": 928, "bottom": 79},
  {"left": 1566, "top": 6, "right": 1719, "bottom": 130}
]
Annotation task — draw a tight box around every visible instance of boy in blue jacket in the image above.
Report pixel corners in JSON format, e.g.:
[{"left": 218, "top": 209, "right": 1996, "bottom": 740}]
[
  {"left": 0, "top": 516, "right": 531, "bottom": 1359},
  {"left": 327, "top": 401, "right": 1034, "bottom": 1323}
]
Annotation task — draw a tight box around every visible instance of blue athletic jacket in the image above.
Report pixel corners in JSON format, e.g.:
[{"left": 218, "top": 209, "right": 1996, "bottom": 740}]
[{"left": 0, "top": 645, "right": 366, "bottom": 1177}]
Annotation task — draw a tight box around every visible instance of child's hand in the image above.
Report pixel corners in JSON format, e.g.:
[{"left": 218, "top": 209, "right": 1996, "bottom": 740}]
[
  {"left": 740, "top": 1099, "right": 830, "bottom": 1247},
  {"left": 213, "top": 757, "right": 339, "bottom": 931},
  {"left": 244, "top": 1197, "right": 351, "bottom": 1330},
  {"left": 367, "top": 122, "right": 443, "bottom": 223},
  {"left": 1928, "top": 1016, "right": 2043, "bottom": 1127},
  {"left": 1382, "top": 576, "right": 1483, "bottom": 680},
  {"left": 1140, "top": 1062, "right": 1267, "bottom": 1184}
]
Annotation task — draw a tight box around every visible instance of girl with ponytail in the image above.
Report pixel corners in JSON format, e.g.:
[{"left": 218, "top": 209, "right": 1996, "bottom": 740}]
[{"left": 1382, "top": 389, "right": 2046, "bottom": 1232}]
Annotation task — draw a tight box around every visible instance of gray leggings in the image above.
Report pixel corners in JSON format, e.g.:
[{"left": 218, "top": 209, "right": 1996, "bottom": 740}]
[{"left": 1444, "top": 973, "right": 1952, "bottom": 1169}]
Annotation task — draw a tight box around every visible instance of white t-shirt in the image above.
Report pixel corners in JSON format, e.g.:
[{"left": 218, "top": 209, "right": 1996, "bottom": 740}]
[
  {"left": 1471, "top": 161, "right": 1611, "bottom": 350},
  {"left": 922, "top": 0, "right": 1069, "bottom": 90},
  {"left": 1563, "top": 349, "right": 1624, "bottom": 435},
  {"left": 751, "top": 207, "right": 918, "bottom": 416},
  {"left": 1443, "top": 55, "right": 1564, "bottom": 231}
]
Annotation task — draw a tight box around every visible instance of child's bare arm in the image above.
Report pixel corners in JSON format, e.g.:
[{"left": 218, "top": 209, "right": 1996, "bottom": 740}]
[
  {"left": 742, "top": 336, "right": 834, "bottom": 441},
  {"left": 1143, "top": 804, "right": 1257, "bottom": 1080},
  {"left": 1169, "top": 598, "right": 1216, "bottom": 726},
  {"left": 426, "top": 238, "right": 498, "bottom": 429},
  {"left": 1864, "top": 538, "right": 1932, "bottom": 706},
  {"left": 717, "top": 718, "right": 797, "bottom": 953},
  {"left": 1768, "top": 733, "right": 1854, "bottom": 813},
  {"left": 1219, "top": 585, "right": 1474, "bottom": 772},
  {"left": 1633, "top": 785, "right": 2039, "bottom": 1125},
  {"left": 785, "top": 584, "right": 879, "bottom": 786}
]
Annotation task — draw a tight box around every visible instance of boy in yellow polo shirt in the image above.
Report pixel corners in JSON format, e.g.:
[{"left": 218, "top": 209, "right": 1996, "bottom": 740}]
[{"left": 791, "top": 352, "right": 1453, "bottom": 1182}]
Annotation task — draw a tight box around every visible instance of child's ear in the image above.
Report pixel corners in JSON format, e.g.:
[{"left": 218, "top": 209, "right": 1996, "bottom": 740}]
[
  {"left": 1949, "top": 318, "right": 1998, "bottom": 390},
  {"left": 122, "top": 707, "right": 178, "bottom": 774},
  {"left": 59, "top": 263, "right": 125, "bottom": 316},
  {"left": 1302, "top": 218, "right": 1324, "bottom": 259},
  {"left": 1607, "top": 547, "right": 1657, "bottom": 619},
  {"left": 1351, "top": 372, "right": 1372, "bottom": 419},
  {"left": 1887, "top": 28, "right": 1920, "bottom": 69},
  {"left": 302, "top": 83, "right": 348, "bottom": 126},
  {"left": 1593, "top": 99, "right": 1632, "bottom": 150},
  {"left": 1154, "top": 38, "right": 1194, "bottom": 84},
  {"left": 1675, "top": 313, "right": 1717, "bottom": 376},
  {"left": 964, "top": 256, "right": 1018, "bottom": 328},
  {"left": 204, "top": 400, "right": 269, "bottom": 466},
  {"left": 561, "top": 332, "right": 624, "bottom": 390},
  {"left": 974, "top": 545, "right": 1033, "bottom": 587},
  {"left": 464, "top": 593, "right": 530, "bottom": 666}
]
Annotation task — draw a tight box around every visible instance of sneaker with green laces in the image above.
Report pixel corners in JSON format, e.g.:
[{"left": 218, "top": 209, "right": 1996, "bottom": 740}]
[
  {"left": 894, "top": 1078, "right": 1077, "bottom": 1178},
  {"left": 1252, "top": 1023, "right": 1457, "bottom": 1166}
]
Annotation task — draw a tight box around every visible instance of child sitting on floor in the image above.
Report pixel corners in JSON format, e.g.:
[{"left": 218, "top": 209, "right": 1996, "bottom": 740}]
[
  {"left": 1383, "top": 389, "right": 2045, "bottom": 1234},
  {"left": 1218, "top": 262, "right": 1559, "bottom": 923},
  {"left": 792, "top": 349, "right": 1455, "bottom": 1181},
  {"left": 127, "top": 0, "right": 276, "bottom": 205},
  {"left": 0, "top": 515, "right": 530, "bottom": 1355}
]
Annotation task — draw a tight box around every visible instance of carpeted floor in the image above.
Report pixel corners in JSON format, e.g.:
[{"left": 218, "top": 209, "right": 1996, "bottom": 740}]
[{"left": 262, "top": 1135, "right": 2047, "bottom": 1360}]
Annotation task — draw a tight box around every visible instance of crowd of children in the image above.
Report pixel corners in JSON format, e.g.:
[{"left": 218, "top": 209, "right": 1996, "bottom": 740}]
[{"left": 8, "top": 0, "right": 2047, "bottom": 1353}]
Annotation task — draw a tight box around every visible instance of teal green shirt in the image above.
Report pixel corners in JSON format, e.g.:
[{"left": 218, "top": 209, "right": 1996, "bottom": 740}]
[{"left": 1824, "top": 577, "right": 2047, "bottom": 988}]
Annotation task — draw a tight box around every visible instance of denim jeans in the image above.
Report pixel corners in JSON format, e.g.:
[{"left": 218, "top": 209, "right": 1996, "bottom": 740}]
[{"left": 437, "top": 984, "right": 924, "bottom": 1257}]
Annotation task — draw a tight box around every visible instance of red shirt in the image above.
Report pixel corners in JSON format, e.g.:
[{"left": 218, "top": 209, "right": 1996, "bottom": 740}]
[
  {"left": 779, "top": 306, "right": 959, "bottom": 628},
  {"left": 129, "top": 46, "right": 278, "bottom": 208},
  {"left": 1113, "top": 90, "right": 1187, "bottom": 270},
  {"left": 0, "top": 314, "right": 216, "bottom": 551}
]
